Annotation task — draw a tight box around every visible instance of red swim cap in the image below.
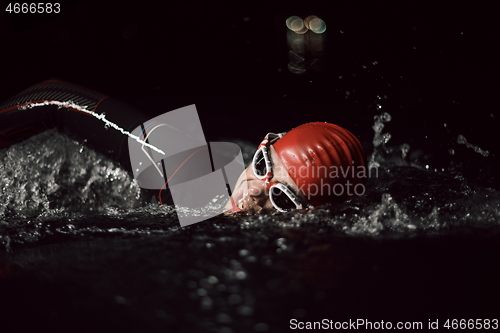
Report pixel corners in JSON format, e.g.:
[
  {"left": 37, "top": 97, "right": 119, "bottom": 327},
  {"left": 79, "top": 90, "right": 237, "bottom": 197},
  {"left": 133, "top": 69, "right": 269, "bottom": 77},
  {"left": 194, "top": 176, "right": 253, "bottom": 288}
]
[{"left": 273, "top": 122, "right": 367, "bottom": 206}]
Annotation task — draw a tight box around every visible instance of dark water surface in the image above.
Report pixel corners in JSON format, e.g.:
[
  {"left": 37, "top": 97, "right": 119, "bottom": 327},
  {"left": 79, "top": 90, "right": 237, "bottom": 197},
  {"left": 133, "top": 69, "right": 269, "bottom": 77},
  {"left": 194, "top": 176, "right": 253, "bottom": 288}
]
[
  {"left": 1, "top": 116, "right": 499, "bottom": 332},
  {"left": 2, "top": 2, "right": 499, "bottom": 332}
]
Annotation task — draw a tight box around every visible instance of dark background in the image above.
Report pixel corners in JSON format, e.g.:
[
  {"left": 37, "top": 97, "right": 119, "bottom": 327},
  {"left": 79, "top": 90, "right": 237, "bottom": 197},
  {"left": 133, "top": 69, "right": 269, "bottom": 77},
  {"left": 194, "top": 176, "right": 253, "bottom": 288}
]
[{"left": 1, "top": 1, "right": 498, "bottom": 156}]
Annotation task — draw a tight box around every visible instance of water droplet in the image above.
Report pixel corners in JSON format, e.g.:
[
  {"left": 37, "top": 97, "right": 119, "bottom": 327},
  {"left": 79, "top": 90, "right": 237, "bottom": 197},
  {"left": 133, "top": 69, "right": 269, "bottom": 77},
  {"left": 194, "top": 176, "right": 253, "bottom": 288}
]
[
  {"left": 217, "top": 313, "right": 232, "bottom": 323},
  {"left": 115, "top": 295, "right": 129, "bottom": 305},
  {"left": 292, "top": 308, "right": 307, "bottom": 318},
  {"left": 238, "top": 305, "right": 254, "bottom": 316},
  {"left": 200, "top": 296, "right": 213, "bottom": 310},
  {"left": 401, "top": 144, "right": 410, "bottom": 159},
  {"left": 246, "top": 256, "right": 257, "bottom": 263},
  {"left": 154, "top": 308, "right": 167, "bottom": 318},
  {"left": 254, "top": 323, "right": 270, "bottom": 331},
  {"left": 457, "top": 134, "right": 489, "bottom": 156},
  {"left": 227, "top": 294, "right": 243, "bottom": 304},
  {"left": 207, "top": 275, "right": 218, "bottom": 284},
  {"left": 219, "top": 327, "right": 234, "bottom": 333}
]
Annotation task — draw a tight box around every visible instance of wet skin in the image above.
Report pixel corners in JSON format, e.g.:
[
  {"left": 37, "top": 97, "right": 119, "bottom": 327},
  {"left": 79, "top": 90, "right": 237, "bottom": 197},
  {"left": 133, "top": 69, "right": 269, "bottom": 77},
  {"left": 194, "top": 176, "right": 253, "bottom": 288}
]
[{"left": 224, "top": 145, "right": 308, "bottom": 215}]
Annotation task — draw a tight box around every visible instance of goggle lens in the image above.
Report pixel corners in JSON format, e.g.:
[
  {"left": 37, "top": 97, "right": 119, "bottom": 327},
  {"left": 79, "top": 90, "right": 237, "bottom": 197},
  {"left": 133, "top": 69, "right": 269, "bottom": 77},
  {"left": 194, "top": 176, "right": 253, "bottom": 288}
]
[
  {"left": 253, "top": 150, "right": 267, "bottom": 178},
  {"left": 270, "top": 186, "right": 297, "bottom": 211},
  {"left": 251, "top": 132, "right": 307, "bottom": 212}
]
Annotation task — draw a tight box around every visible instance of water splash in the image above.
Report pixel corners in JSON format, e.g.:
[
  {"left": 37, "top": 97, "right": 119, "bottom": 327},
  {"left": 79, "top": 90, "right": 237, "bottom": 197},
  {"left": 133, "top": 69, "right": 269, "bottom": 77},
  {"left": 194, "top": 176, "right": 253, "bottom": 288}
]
[
  {"left": 368, "top": 112, "right": 392, "bottom": 170},
  {"left": 368, "top": 112, "right": 418, "bottom": 172},
  {"left": 0, "top": 130, "right": 142, "bottom": 220},
  {"left": 400, "top": 143, "right": 411, "bottom": 159},
  {"left": 457, "top": 134, "right": 489, "bottom": 157}
]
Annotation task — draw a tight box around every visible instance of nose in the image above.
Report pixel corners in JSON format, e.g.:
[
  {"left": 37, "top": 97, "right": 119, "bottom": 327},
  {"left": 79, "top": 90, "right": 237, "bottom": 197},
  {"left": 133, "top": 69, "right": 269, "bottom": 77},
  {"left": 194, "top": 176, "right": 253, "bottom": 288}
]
[
  {"left": 243, "top": 167, "right": 270, "bottom": 206},
  {"left": 244, "top": 182, "right": 269, "bottom": 207},
  {"left": 229, "top": 167, "right": 270, "bottom": 213}
]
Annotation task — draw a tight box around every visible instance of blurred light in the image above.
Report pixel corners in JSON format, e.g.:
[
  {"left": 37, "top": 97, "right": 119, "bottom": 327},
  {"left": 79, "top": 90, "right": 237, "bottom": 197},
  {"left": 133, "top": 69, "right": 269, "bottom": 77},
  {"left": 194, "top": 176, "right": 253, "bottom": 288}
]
[
  {"left": 290, "top": 18, "right": 304, "bottom": 31},
  {"left": 310, "top": 18, "right": 326, "bottom": 34},
  {"left": 285, "top": 14, "right": 327, "bottom": 74},
  {"left": 286, "top": 16, "right": 308, "bottom": 34},
  {"left": 303, "top": 15, "right": 318, "bottom": 30},
  {"left": 290, "top": 18, "right": 307, "bottom": 34},
  {"left": 290, "top": 37, "right": 305, "bottom": 53},
  {"left": 286, "top": 16, "right": 301, "bottom": 30},
  {"left": 287, "top": 61, "right": 306, "bottom": 74}
]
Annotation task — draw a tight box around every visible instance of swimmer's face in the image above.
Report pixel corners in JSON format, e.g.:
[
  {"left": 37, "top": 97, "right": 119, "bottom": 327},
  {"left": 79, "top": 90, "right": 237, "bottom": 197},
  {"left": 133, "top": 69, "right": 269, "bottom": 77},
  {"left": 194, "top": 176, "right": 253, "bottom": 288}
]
[{"left": 224, "top": 145, "right": 307, "bottom": 215}]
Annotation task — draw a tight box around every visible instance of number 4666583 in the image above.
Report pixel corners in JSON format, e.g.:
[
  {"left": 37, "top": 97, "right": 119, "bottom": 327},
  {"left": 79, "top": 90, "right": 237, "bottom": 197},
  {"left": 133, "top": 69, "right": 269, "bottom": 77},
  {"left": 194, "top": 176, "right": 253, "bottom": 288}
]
[{"left": 6, "top": 3, "right": 61, "bottom": 14}]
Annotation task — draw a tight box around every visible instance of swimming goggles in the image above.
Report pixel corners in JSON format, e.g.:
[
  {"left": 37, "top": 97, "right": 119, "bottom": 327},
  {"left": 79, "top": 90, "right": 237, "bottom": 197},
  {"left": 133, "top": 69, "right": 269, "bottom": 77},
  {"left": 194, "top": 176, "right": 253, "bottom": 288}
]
[{"left": 251, "top": 132, "right": 308, "bottom": 212}]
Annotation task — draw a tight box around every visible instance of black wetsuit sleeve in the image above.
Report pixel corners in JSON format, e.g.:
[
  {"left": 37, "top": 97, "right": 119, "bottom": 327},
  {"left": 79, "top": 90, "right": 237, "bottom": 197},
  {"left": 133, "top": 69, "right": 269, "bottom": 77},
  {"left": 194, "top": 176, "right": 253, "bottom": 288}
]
[{"left": 0, "top": 80, "right": 149, "bottom": 173}]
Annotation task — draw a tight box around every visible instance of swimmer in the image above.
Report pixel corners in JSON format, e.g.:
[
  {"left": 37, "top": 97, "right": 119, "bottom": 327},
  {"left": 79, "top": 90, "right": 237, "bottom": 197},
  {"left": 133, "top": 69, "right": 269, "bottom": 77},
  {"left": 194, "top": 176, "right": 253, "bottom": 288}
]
[
  {"left": 224, "top": 122, "right": 367, "bottom": 215},
  {"left": 0, "top": 79, "right": 151, "bottom": 171},
  {"left": 1, "top": 80, "right": 367, "bottom": 213}
]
